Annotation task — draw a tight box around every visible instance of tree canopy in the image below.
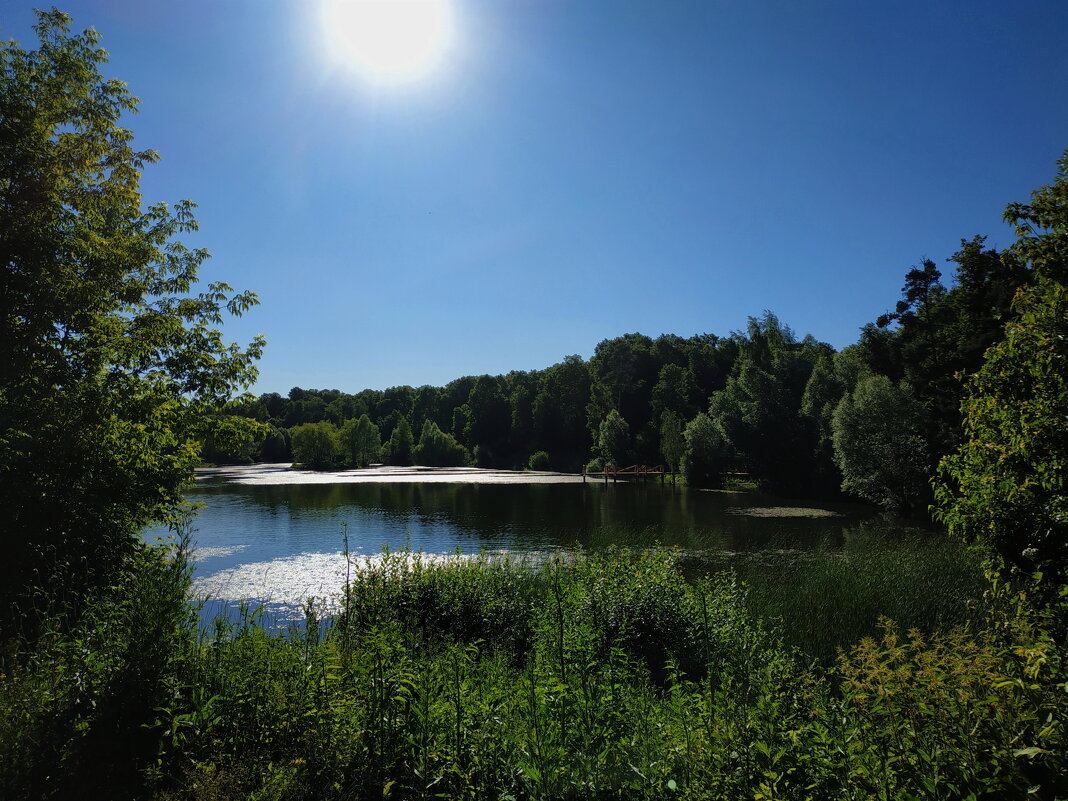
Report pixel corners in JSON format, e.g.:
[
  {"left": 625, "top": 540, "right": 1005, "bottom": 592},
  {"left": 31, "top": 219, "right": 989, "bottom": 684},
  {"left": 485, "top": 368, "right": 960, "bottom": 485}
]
[
  {"left": 935, "top": 149, "right": 1068, "bottom": 590},
  {"left": 0, "top": 11, "right": 263, "bottom": 632}
]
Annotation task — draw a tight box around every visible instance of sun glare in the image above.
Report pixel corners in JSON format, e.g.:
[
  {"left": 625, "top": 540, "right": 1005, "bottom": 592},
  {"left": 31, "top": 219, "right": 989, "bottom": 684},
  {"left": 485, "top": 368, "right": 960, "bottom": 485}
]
[{"left": 320, "top": 0, "right": 455, "bottom": 84}]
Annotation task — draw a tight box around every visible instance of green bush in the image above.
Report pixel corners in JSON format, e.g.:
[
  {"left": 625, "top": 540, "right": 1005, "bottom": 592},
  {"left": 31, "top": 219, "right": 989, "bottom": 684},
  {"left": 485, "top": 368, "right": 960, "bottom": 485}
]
[
  {"left": 527, "top": 450, "right": 551, "bottom": 471},
  {"left": 4, "top": 545, "right": 1066, "bottom": 801}
]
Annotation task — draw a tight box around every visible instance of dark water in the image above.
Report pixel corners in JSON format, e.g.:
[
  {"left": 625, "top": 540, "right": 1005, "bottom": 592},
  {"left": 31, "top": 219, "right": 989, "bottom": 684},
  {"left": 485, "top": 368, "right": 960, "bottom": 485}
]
[{"left": 171, "top": 475, "right": 942, "bottom": 623}]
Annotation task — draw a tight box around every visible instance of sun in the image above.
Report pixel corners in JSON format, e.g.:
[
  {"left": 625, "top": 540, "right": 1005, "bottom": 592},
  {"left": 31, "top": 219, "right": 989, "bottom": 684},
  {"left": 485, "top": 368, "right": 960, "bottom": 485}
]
[{"left": 320, "top": 0, "right": 455, "bottom": 84}]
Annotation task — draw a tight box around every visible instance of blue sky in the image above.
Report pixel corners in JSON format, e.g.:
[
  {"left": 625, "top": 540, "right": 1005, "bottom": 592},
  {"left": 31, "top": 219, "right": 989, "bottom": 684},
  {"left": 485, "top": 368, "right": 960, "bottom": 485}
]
[{"left": 4, "top": 1, "right": 1067, "bottom": 393}]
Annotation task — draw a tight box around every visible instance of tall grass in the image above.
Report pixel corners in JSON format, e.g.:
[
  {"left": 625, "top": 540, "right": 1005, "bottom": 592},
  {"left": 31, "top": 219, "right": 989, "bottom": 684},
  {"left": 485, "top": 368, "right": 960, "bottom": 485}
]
[
  {"left": 721, "top": 530, "right": 988, "bottom": 664},
  {"left": 1, "top": 541, "right": 1064, "bottom": 800}
]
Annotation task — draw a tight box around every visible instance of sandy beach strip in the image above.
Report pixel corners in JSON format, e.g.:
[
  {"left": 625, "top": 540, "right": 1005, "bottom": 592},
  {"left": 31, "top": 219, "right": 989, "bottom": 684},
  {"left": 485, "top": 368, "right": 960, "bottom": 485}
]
[{"left": 195, "top": 463, "right": 588, "bottom": 486}]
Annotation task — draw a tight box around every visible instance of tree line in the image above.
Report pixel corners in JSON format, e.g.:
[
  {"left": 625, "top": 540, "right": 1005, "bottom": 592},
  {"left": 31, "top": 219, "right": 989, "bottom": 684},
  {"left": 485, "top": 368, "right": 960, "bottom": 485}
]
[{"left": 217, "top": 228, "right": 1036, "bottom": 516}]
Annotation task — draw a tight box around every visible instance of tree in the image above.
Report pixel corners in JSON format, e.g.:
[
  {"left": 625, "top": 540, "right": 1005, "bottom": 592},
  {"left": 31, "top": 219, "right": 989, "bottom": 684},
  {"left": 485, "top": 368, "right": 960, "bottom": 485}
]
[
  {"left": 260, "top": 426, "right": 292, "bottom": 463},
  {"left": 935, "top": 280, "right": 1067, "bottom": 585},
  {"left": 595, "top": 409, "right": 632, "bottom": 467},
  {"left": 935, "top": 149, "right": 1068, "bottom": 588},
  {"left": 650, "top": 363, "right": 697, "bottom": 424},
  {"left": 464, "top": 375, "right": 511, "bottom": 466},
  {"left": 532, "top": 355, "right": 591, "bottom": 470},
  {"left": 681, "top": 412, "right": 729, "bottom": 488},
  {"left": 659, "top": 411, "right": 685, "bottom": 475},
  {"left": 414, "top": 419, "right": 469, "bottom": 466},
  {"left": 386, "top": 417, "right": 415, "bottom": 465},
  {"left": 586, "top": 334, "right": 657, "bottom": 452},
  {"left": 831, "top": 376, "right": 929, "bottom": 514},
  {"left": 0, "top": 12, "right": 263, "bottom": 632},
  {"left": 339, "top": 414, "right": 381, "bottom": 467},
  {"left": 875, "top": 240, "right": 1031, "bottom": 460},
  {"left": 708, "top": 315, "right": 822, "bottom": 494},
  {"left": 291, "top": 422, "right": 339, "bottom": 470}
]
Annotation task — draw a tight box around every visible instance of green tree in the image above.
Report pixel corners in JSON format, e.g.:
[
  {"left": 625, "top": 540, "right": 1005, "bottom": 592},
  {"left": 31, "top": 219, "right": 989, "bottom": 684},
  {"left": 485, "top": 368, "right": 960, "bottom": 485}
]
[
  {"left": 386, "top": 416, "right": 415, "bottom": 466},
  {"left": 708, "top": 314, "right": 824, "bottom": 493},
  {"left": 595, "top": 409, "right": 632, "bottom": 467},
  {"left": 464, "top": 375, "right": 511, "bottom": 466},
  {"left": 650, "top": 363, "right": 697, "bottom": 425},
  {"left": 291, "top": 422, "right": 339, "bottom": 470},
  {"left": 586, "top": 333, "right": 657, "bottom": 455},
  {"left": 681, "top": 412, "right": 729, "bottom": 488},
  {"left": 935, "top": 149, "right": 1068, "bottom": 586},
  {"left": 414, "top": 419, "right": 469, "bottom": 466},
  {"left": 876, "top": 241, "right": 1031, "bottom": 458},
  {"left": 532, "top": 355, "right": 591, "bottom": 470},
  {"left": 0, "top": 12, "right": 263, "bottom": 632},
  {"left": 935, "top": 280, "right": 1067, "bottom": 584},
  {"left": 260, "top": 426, "right": 292, "bottom": 463},
  {"left": 659, "top": 411, "right": 685, "bottom": 475},
  {"left": 339, "top": 414, "right": 381, "bottom": 467},
  {"left": 831, "top": 376, "right": 929, "bottom": 514}
]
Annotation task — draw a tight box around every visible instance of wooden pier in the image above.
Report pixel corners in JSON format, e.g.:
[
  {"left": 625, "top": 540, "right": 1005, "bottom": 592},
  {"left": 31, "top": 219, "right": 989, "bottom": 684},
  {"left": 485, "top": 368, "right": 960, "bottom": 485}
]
[{"left": 582, "top": 464, "right": 669, "bottom": 483}]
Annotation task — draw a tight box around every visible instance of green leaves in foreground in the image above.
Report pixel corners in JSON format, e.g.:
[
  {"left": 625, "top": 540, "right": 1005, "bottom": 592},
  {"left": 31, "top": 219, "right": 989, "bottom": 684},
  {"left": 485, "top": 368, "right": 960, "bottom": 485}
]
[{"left": 4, "top": 547, "right": 1065, "bottom": 800}]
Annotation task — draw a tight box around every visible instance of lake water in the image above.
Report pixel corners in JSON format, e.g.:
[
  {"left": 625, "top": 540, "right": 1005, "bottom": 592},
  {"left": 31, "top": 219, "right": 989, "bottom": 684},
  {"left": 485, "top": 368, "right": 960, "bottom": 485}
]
[{"left": 171, "top": 468, "right": 944, "bottom": 625}]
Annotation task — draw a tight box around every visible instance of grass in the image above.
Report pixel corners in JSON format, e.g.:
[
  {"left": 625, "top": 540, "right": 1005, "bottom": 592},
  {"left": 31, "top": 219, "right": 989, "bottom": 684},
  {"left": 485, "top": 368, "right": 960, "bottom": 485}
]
[
  {"left": 1, "top": 540, "right": 1065, "bottom": 800},
  {"left": 715, "top": 529, "right": 988, "bottom": 664}
]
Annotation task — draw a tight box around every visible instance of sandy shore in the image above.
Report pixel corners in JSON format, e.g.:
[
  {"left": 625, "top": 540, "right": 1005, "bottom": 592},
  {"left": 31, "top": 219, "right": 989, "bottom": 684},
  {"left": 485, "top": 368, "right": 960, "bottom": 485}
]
[{"left": 195, "top": 463, "right": 588, "bottom": 486}]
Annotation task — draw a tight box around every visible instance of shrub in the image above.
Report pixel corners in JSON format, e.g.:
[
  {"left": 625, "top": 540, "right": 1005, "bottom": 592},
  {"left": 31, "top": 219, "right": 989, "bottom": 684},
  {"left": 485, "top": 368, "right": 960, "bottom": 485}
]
[{"left": 527, "top": 450, "right": 551, "bottom": 471}]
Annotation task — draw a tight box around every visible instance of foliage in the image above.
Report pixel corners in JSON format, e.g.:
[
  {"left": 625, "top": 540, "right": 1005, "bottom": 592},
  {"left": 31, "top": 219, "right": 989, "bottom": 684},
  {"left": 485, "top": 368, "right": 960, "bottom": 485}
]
[
  {"left": 708, "top": 313, "right": 830, "bottom": 494},
  {"left": 681, "top": 412, "right": 728, "bottom": 488},
  {"left": 594, "top": 408, "right": 632, "bottom": 467},
  {"left": 831, "top": 375, "right": 929, "bottom": 514},
  {"left": 527, "top": 450, "right": 551, "bottom": 471},
  {"left": 0, "top": 11, "right": 263, "bottom": 635},
  {"left": 659, "top": 410, "right": 685, "bottom": 474},
  {"left": 832, "top": 618, "right": 1064, "bottom": 799},
  {"left": 730, "top": 530, "right": 986, "bottom": 665},
  {"left": 935, "top": 279, "right": 1067, "bottom": 583},
  {"left": 0, "top": 536, "right": 198, "bottom": 800},
  {"left": 1004, "top": 148, "right": 1068, "bottom": 285},
  {"left": 935, "top": 149, "right": 1068, "bottom": 589},
  {"left": 385, "top": 416, "right": 414, "bottom": 466},
  {"left": 290, "top": 422, "right": 340, "bottom": 470},
  {"left": 4, "top": 545, "right": 1066, "bottom": 800},
  {"left": 651, "top": 363, "right": 697, "bottom": 424},
  {"left": 414, "top": 419, "right": 469, "bottom": 467},
  {"left": 875, "top": 239, "right": 1031, "bottom": 459},
  {"left": 463, "top": 376, "right": 511, "bottom": 467},
  {"left": 338, "top": 414, "right": 381, "bottom": 467}
]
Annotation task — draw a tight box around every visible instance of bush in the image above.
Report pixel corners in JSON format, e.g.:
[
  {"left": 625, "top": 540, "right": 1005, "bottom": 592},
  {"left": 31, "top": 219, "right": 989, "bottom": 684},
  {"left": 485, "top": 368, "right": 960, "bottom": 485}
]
[
  {"left": 527, "top": 450, "right": 551, "bottom": 471},
  {"left": 4, "top": 545, "right": 1066, "bottom": 800}
]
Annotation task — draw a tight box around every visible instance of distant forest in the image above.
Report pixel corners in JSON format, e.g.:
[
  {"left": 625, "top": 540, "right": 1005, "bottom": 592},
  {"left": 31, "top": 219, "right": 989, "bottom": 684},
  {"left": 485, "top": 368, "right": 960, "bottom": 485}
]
[{"left": 212, "top": 234, "right": 1027, "bottom": 517}]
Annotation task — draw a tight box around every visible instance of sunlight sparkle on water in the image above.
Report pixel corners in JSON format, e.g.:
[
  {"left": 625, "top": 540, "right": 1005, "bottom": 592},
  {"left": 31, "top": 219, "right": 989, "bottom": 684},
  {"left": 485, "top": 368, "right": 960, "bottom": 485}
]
[
  {"left": 191, "top": 544, "right": 250, "bottom": 562},
  {"left": 191, "top": 549, "right": 520, "bottom": 620}
]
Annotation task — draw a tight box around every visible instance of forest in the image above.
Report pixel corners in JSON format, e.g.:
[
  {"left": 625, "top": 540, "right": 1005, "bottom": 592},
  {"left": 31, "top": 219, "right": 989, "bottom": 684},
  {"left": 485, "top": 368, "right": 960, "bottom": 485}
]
[
  {"left": 2, "top": 11, "right": 1066, "bottom": 801},
  {"left": 220, "top": 229, "right": 1029, "bottom": 519}
]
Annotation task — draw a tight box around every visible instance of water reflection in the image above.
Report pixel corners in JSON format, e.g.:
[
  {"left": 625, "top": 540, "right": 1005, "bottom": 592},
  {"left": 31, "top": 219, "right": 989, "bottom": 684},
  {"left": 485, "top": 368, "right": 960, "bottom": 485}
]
[{"left": 178, "top": 478, "right": 925, "bottom": 621}]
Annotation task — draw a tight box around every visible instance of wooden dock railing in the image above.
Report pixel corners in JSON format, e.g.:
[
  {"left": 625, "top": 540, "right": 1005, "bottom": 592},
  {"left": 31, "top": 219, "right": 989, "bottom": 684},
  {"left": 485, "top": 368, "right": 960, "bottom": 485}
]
[{"left": 582, "top": 464, "right": 668, "bottom": 482}]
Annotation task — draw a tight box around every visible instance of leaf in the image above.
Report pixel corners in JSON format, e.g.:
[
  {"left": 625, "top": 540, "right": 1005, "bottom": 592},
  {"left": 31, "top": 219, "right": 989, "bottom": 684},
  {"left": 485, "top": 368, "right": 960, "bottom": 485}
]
[{"left": 1014, "top": 746, "right": 1048, "bottom": 758}]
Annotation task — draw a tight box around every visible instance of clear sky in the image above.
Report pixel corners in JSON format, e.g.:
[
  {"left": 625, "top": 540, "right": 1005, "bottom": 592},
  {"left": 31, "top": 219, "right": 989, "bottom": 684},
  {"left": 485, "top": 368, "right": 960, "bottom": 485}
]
[{"left": 4, "top": 1, "right": 1067, "bottom": 394}]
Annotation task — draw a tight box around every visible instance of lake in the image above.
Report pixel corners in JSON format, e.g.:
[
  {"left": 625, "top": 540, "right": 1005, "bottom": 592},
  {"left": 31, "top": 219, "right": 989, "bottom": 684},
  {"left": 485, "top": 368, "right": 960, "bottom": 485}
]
[{"left": 170, "top": 464, "right": 979, "bottom": 643}]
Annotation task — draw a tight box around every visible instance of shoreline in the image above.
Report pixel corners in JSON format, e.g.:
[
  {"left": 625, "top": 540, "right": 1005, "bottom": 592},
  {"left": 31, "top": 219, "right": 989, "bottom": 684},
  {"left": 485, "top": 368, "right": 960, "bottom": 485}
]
[{"left": 195, "top": 462, "right": 588, "bottom": 486}]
